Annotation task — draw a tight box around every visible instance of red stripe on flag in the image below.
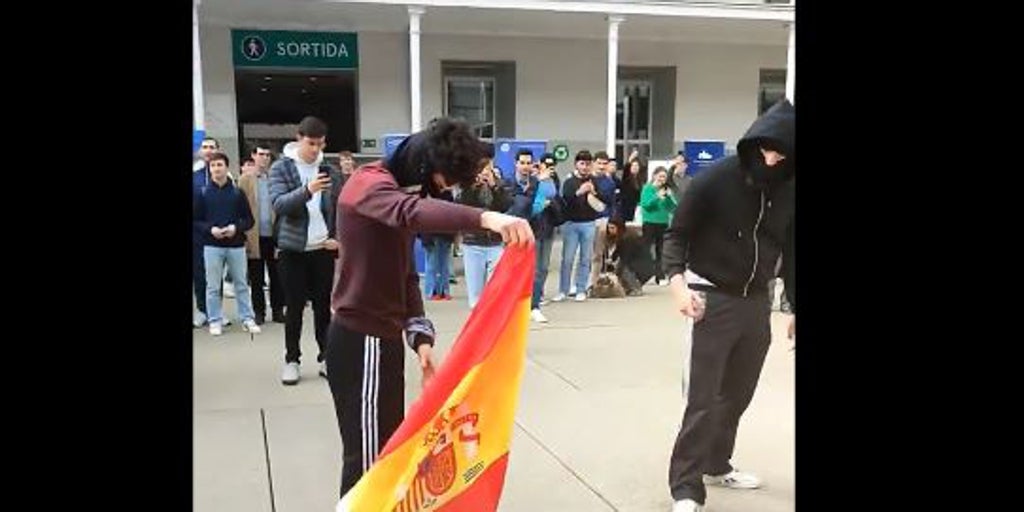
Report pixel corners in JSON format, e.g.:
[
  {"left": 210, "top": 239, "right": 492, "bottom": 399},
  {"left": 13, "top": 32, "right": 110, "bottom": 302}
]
[
  {"left": 419, "top": 475, "right": 428, "bottom": 508},
  {"left": 378, "top": 245, "right": 534, "bottom": 459},
  {"left": 413, "top": 477, "right": 421, "bottom": 509},
  {"left": 435, "top": 453, "right": 511, "bottom": 512}
]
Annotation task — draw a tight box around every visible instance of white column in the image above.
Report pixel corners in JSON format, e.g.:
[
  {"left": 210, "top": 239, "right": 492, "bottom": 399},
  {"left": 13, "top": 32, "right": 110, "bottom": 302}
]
[
  {"left": 785, "top": 23, "right": 795, "bottom": 104},
  {"left": 193, "top": 1, "right": 205, "bottom": 131},
  {"left": 409, "top": 6, "right": 425, "bottom": 132},
  {"left": 606, "top": 15, "right": 624, "bottom": 157}
]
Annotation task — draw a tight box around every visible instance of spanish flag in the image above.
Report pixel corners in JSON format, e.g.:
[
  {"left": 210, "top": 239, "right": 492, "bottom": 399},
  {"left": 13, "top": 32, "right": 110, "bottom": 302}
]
[{"left": 338, "top": 244, "right": 535, "bottom": 511}]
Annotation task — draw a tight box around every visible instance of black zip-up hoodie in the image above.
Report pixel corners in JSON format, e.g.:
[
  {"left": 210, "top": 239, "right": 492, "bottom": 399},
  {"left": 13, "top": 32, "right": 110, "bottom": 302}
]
[{"left": 662, "top": 99, "right": 796, "bottom": 311}]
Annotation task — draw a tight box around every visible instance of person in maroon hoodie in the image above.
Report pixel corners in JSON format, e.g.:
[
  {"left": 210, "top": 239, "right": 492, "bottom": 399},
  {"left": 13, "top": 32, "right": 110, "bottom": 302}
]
[{"left": 326, "top": 118, "right": 534, "bottom": 498}]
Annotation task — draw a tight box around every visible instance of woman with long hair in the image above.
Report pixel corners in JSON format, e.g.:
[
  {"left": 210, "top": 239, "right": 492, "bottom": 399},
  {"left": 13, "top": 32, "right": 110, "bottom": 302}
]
[
  {"left": 618, "top": 149, "right": 647, "bottom": 222},
  {"left": 640, "top": 166, "right": 678, "bottom": 285}
]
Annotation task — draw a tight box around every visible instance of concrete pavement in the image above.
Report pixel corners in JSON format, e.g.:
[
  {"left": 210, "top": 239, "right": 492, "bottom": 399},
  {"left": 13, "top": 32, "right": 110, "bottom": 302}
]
[{"left": 194, "top": 247, "right": 794, "bottom": 511}]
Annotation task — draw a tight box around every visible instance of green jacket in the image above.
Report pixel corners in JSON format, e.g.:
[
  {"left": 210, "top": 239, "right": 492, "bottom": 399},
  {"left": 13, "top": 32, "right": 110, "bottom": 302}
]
[{"left": 640, "top": 183, "right": 677, "bottom": 225}]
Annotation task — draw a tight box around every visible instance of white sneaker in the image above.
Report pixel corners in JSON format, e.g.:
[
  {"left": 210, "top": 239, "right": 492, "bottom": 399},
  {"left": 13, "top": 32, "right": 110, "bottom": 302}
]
[
  {"left": 704, "top": 469, "right": 761, "bottom": 489},
  {"left": 224, "top": 285, "right": 235, "bottom": 298},
  {"left": 319, "top": 361, "right": 328, "bottom": 378},
  {"left": 659, "top": 279, "right": 670, "bottom": 286},
  {"left": 672, "top": 499, "right": 702, "bottom": 512},
  {"left": 530, "top": 309, "right": 548, "bottom": 323},
  {"left": 193, "top": 311, "right": 207, "bottom": 328},
  {"left": 569, "top": 286, "right": 578, "bottom": 295},
  {"left": 209, "top": 322, "right": 223, "bottom": 336},
  {"left": 281, "top": 362, "right": 300, "bottom": 385},
  {"left": 574, "top": 292, "right": 587, "bottom": 302},
  {"left": 551, "top": 293, "right": 567, "bottom": 302},
  {"left": 242, "top": 319, "right": 261, "bottom": 334}
]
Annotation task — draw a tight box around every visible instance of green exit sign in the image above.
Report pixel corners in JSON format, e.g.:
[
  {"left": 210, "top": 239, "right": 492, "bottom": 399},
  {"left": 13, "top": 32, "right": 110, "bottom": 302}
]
[{"left": 232, "top": 30, "right": 359, "bottom": 70}]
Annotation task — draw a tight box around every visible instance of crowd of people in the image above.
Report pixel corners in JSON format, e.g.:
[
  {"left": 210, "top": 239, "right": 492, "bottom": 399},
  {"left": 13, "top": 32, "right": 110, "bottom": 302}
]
[{"left": 192, "top": 100, "right": 796, "bottom": 512}]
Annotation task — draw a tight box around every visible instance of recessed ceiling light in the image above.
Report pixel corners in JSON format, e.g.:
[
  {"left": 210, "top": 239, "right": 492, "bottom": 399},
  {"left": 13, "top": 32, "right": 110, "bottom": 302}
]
[
  {"left": 260, "top": 87, "right": 268, "bottom": 92},
  {"left": 309, "top": 76, "right": 318, "bottom": 82},
  {"left": 301, "top": 88, "right": 308, "bottom": 94},
  {"left": 264, "top": 76, "right": 272, "bottom": 81}
]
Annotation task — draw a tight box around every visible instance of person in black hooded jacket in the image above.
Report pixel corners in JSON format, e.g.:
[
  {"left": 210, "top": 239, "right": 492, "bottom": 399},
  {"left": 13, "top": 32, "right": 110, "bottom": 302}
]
[{"left": 662, "top": 98, "right": 795, "bottom": 512}]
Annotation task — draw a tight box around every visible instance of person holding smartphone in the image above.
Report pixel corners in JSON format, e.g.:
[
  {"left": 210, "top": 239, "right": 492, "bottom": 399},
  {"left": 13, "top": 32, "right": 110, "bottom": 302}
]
[
  {"left": 640, "top": 166, "right": 678, "bottom": 286},
  {"left": 527, "top": 153, "right": 561, "bottom": 322},
  {"left": 456, "top": 151, "right": 512, "bottom": 309},
  {"left": 269, "top": 116, "right": 344, "bottom": 385}
]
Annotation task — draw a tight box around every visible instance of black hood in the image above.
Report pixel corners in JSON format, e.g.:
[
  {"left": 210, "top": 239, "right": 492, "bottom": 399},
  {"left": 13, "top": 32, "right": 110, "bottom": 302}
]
[
  {"left": 383, "top": 118, "right": 492, "bottom": 197},
  {"left": 384, "top": 132, "right": 431, "bottom": 192},
  {"left": 736, "top": 99, "right": 795, "bottom": 187}
]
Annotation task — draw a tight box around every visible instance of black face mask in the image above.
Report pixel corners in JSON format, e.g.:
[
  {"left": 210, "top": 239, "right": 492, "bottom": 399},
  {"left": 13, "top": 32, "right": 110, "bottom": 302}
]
[{"left": 748, "top": 158, "right": 794, "bottom": 189}]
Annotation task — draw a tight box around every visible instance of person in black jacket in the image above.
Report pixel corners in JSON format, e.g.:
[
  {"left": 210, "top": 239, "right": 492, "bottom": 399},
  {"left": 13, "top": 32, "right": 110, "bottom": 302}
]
[
  {"left": 457, "top": 157, "right": 512, "bottom": 308},
  {"left": 554, "top": 150, "right": 615, "bottom": 302},
  {"left": 661, "top": 99, "right": 795, "bottom": 512},
  {"left": 618, "top": 149, "right": 647, "bottom": 223}
]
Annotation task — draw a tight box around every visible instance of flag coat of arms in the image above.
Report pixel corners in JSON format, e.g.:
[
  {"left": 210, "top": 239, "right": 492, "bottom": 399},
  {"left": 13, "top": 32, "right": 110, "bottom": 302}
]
[{"left": 338, "top": 244, "right": 535, "bottom": 511}]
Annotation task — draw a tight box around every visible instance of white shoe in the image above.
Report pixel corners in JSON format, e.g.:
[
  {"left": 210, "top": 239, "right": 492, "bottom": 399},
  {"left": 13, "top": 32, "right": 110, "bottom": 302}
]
[
  {"left": 319, "top": 360, "right": 328, "bottom": 378},
  {"left": 209, "top": 322, "right": 223, "bottom": 336},
  {"left": 574, "top": 292, "right": 587, "bottom": 302},
  {"left": 224, "top": 285, "right": 235, "bottom": 298},
  {"left": 193, "top": 311, "right": 207, "bottom": 328},
  {"left": 242, "top": 319, "right": 261, "bottom": 334},
  {"left": 281, "top": 362, "right": 300, "bottom": 385},
  {"left": 530, "top": 309, "right": 548, "bottom": 323},
  {"left": 704, "top": 469, "right": 761, "bottom": 489},
  {"left": 672, "top": 499, "right": 702, "bottom": 512},
  {"left": 659, "top": 279, "right": 670, "bottom": 286},
  {"left": 569, "top": 286, "right": 578, "bottom": 295},
  {"left": 551, "top": 293, "right": 567, "bottom": 302}
]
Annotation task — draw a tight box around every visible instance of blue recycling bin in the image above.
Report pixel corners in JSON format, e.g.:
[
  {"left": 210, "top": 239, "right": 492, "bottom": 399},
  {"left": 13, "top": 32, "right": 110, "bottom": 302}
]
[
  {"left": 193, "top": 129, "right": 206, "bottom": 154},
  {"left": 413, "top": 237, "right": 426, "bottom": 275},
  {"left": 494, "top": 139, "right": 547, "bottom": 183},
  {"left": 382, "top": 133, "right": 409, "bottom": 161},
  {"left": 683, "top": 140, "right": 726, "bottom": 177}
]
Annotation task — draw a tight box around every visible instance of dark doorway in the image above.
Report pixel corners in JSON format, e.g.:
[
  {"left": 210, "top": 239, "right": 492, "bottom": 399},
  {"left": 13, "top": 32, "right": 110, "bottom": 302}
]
[{"left": 234, "top": 70, "right": 358, "bottom": 157}]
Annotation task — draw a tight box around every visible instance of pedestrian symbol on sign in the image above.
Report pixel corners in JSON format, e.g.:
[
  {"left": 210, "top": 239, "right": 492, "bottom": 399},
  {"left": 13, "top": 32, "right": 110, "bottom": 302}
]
[{"left": 242, "top": 36, "right": 267, "bottom": 61}]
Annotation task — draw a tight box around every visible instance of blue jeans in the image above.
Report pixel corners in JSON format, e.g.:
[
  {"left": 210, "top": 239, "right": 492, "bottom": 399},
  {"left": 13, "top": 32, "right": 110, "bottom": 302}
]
[
  {"left": 532, "top": 235, "right": 554, "bottom": 309},
  {"left": 193, "top": 241, "right": 206, "bottom": 313},
  {"left": 463, "top": 244, "right": 504, "bottom": 308},
  {"left": 204, "top": 246, "right": 255, "bottom": 324},
  {"left": 422, "top": 239, "right": 453, "bottom": 297},
  {"left": 559, "top": 221, "right": 596, "bottom": 295}
]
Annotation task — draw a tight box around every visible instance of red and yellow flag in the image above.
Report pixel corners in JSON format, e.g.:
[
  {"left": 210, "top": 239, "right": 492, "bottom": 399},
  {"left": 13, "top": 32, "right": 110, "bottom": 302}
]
[{"left": 338, "top": 244, "right": 535, "bottom": 512}]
